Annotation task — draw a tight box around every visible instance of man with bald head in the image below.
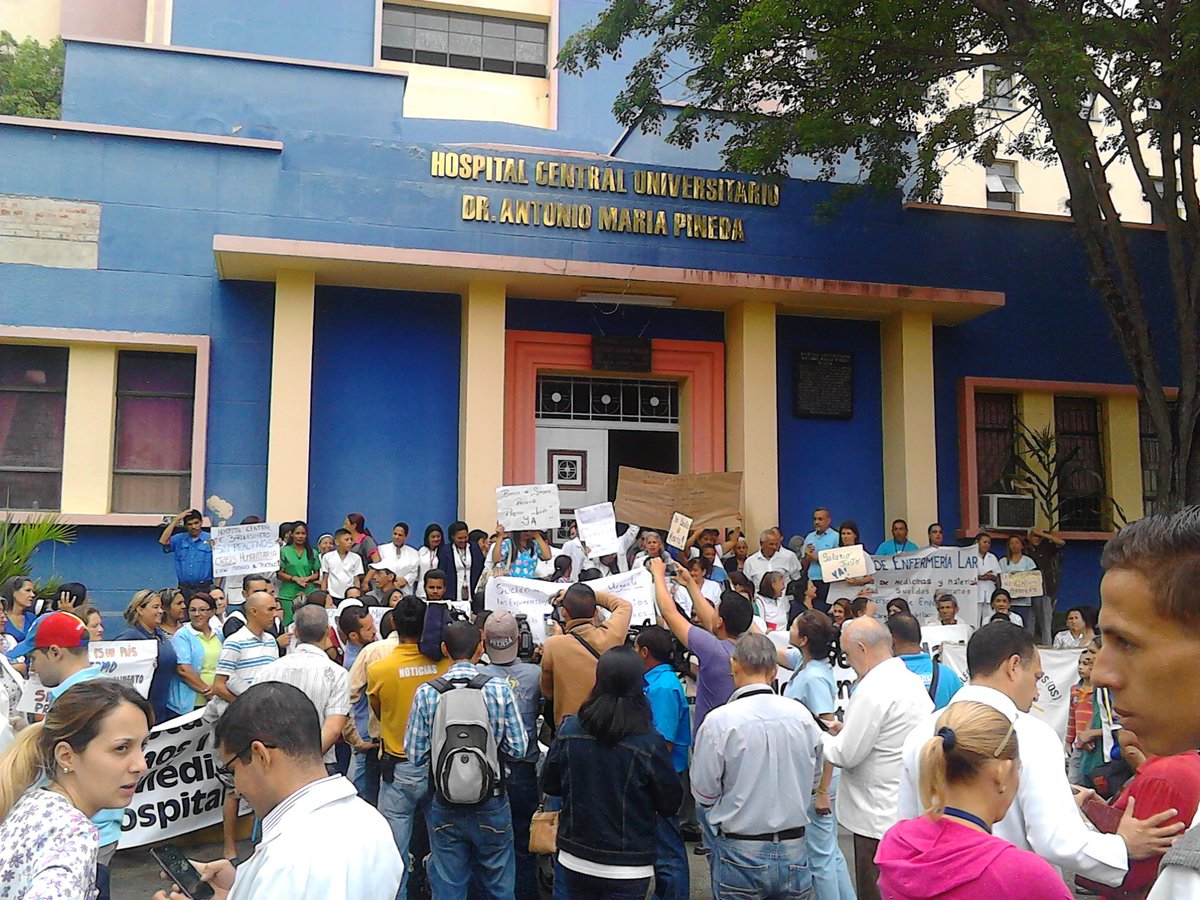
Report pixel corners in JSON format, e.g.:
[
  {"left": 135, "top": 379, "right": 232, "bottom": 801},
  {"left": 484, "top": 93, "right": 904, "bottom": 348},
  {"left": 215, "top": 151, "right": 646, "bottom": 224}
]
[
  {"left": 213, "top": 587, "right": 282, "bottom": 858},
  {"left": 822, "top": 616, "right": 932, "bottom": 900}
]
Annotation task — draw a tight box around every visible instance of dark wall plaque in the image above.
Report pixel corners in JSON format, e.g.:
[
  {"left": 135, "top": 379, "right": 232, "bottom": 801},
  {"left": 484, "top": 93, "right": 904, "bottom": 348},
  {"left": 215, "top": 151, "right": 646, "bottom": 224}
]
[
  {"left": 592, "top": 335, "right": 652, "bottom": 373},
  {"left": 794, "top": 350, "right": 854, "bottom": 419}
]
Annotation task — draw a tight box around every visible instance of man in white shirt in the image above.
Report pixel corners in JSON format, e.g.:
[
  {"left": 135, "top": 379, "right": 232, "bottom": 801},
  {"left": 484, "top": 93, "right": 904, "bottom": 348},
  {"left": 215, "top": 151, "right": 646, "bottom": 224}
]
[
  {"left": 321, "top": 528, "right": 364, "bottom": 600},
  {"left": 822, "top": 616, "right": 932, "bottom": 900},
  {"left": 899, "top": 621, "right": 1180, "bottom": 890},
  {"left": 741, "top": 526, "right": 803, "bottom": 593},
  {"left": 1090, "top": 511, "right": 1200, "bottom": 898},
  {"left": 373, "top": 521, "right": 422, "bottom": 594},
  {"left": 257, "top": 604, "right": 350, "bottom": 770},
  {"left": 155, "top": 681, "right": 403, "bottom": 900},
  {"left": 974, "top": 532, "right": 1002, "bottom": 628},
  {"left": 692, "top": 633, "right": 823, "bottom": 899}
]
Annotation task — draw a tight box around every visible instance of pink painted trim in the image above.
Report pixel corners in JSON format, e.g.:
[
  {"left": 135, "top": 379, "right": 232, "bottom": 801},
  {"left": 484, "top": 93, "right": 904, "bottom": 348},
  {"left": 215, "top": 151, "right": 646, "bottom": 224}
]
[
  {"left": 503, "top": 331, "right": 725, "bottom": 484},
  {"left": 213, "top": 235, "right": 1004, "bottom": 312},
  {"left": 62, "top": 34, "right": 407, "bottom": 78},
  {"left": 0, "top": 115, "right": 282, "bottom": 151},
  {"left": 962, "top": 375, "right": 1178, "bottom": 399},
  {"left": 0, "top": 325, "right": 209, "bottom": 516}
]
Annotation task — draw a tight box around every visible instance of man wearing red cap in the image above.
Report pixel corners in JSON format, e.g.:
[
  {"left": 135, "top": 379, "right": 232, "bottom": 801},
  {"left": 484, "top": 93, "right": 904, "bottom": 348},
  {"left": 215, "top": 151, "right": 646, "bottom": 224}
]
[{"left": 14, "top": 611, "right": 100, "bottom": 699}]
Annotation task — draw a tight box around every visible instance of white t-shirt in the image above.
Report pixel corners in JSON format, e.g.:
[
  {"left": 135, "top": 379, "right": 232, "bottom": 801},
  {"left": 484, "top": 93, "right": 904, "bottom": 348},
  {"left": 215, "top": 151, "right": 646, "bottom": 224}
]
[
  {"left": 975, "top": 551, "right": 1002, "bottom": 626},
  {"left": 321, "top": 550, "right": 364, "bottom": 600},
  {"left": 376, "top": 543, "right": 421, "bottom": 592}
]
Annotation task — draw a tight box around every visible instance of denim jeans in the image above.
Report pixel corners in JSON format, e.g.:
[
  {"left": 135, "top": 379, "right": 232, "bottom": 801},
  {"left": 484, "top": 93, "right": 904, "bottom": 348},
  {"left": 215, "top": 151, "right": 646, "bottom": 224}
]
[
  {"left": 553, "top": 859, "right": 652, "bottom": 900},
  {"left": 354, "top": 748, "right": 382, "bottom": 807},
  {"left": 654, "top": 813, "right": 690, "bottom": 899},
  {"left": 711, "top": 834, "right": 813, "bottom": 900},
  {"left": 805, "top": 775, "right": 855, "bottom": 900},
  {"left": 427, "top": 793, "right": 515, "bottom": 900},
  {"left": 502, "top": 762, "right": 540, "bottom": 900},
  {"left": 378, "top": 760, "right": 431, "bottom": 900}
]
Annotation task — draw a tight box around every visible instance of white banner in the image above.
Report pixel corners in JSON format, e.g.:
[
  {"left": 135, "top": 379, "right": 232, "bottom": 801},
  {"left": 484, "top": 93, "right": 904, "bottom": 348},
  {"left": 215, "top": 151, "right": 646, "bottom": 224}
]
[
  {"left": 212, "top": 522, "right": 281, "bottom": 579},
  {"left": 575, "top": 502, "right": 620, "bottom": 557},
  {"left": 17, "top": 640, "right": 157, "bottom": 715},
  {"left": 828, "top": 546, "right": 983, "bottom": 624},
  {"left": 117, "top": 707, "right": 225, "bottom": 849},
  {"left": 484, "top": 566, "right": 658, "bottom": 642},
  {"left": 496, "top": 484, "right": 561, "bottom": 531},
  {"left": 941, "top": 644, "right": 1082, "bottom": 741}
]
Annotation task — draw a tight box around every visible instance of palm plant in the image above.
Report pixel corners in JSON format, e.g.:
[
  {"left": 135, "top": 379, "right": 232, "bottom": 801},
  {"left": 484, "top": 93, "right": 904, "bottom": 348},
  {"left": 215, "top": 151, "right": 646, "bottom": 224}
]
[{"left": 0, "top": 514, "right": 75, "bottom": 591}]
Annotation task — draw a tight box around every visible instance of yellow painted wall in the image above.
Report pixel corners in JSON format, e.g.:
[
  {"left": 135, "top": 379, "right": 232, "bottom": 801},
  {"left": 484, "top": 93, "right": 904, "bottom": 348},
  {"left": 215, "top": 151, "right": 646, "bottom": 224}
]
[
  {"left": 880, "top": 311, "right": 938, "bottom": 532},
  {"left": 1103, "top": 394, "right": 1144, "bottom": 525},
  {"left": 0, "top": 0, "right": 62, "bottom": 42},
  {"left": 1014, "top": 392, "right": 1055, "bottom": 529},
  {"left": 60, "top": 343, "right": 117, "bottom": 513},
  {"left": 460, "top": 280, "right": 507, "bottom": 527},
  {"left": 266, "top": 270, "right": 315, "bottom": 521},
  {"left": 725, "top": 301, "right": 778, "bottom": 535}
]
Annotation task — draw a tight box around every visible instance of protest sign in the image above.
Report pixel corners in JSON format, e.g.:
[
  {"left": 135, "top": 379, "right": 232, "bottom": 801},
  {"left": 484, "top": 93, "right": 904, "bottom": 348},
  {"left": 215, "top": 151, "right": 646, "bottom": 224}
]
[
  {"left": 496, "top": 484, "right": 561, "bottom": 531},
  {"left": 614, "top": 467, "right": 742, "bottom": 531},
  {"left": 819, "top": 545, "right": 869, "bottom": 582},
  {"left": 485, "top": 566, "right": 658, "bottom": 642},
  {"left": 941, "top": 644, "right": 1082, "bottom": 741},
  {"left": 118, "top": 708, "right": 225, "bottom": 849},
  {"left": 1002, "top": 570, "right": 1045, "bottom": 598},
  {"left": 920, "top": 624, "right": 973, "bottom": 658},
  {"left": 575, "top": 501, "right": 620, "bottom": 556},
  {"left": 666, "top": 512, "right": 693, "bottom": 551},
  {"left": 212, "top": 521, "right": 280, "bottom": 579},
  {"left": 17, "top": 639, "right": 157, "bottom": 715},
  {"left": 827, "top": 546, "right": 982, "bottom": 624}
]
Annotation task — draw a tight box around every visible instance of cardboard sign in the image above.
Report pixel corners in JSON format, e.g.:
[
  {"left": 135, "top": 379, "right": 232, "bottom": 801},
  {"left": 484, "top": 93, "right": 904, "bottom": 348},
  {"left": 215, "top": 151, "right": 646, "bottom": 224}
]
[
  {"left": 17, "top": 639, "right": 157, "bottom": 715},
  {"left": 1001, "top": 570, "right": 1045, "bottom": 598},
  {"left": 496, "top": 484, "right": 561, "bottom": 531},
  {"left": 666, "top": 512, "right": 693, "bottom": 550},
  {"left": 827, "top": 546, "right": 983, "bottom": 625},
  {"left": 575, "top": 501, "right": 620, "bottom": 556},
  {"left": 818, "top": 545, "right": 869, "bottom": 582},
  {"left": 212, "top": 521, "right": 281, "bottom": 578},
  {"left": 614, "top": 467, "right": 742, "bottom": 531}
]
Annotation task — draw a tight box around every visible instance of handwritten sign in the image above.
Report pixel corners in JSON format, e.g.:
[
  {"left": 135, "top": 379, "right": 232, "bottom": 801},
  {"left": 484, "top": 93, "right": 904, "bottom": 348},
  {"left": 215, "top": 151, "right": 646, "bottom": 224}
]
[
  {"left": 575, "top": 501, "right": 620, "bottom": 556},
  {"left": 614, "top": 467, "right": 742, "bottom": 531},
  {"left": 484, "top": 566, "right": 658, "bottom": 642},
  {"left": 666, "top": 512, "right": 693, "bottom": 551},
  {"left": 496, "top": 484, "right": 561, "bottom": 531},
  {"left": 17, "top": 640, "right": 157, "bottom": 714},
  {"left": 212, "top": 522, "right": 281, "bottom": 579},
  {"left": 818, "top": 545, "right": 869, "bottom": 582},
  {"left": 827, "top": 547, "right": 983, "bottom": 625},
  {"left": 1001, "top": 570, "right": 1045, "bottom": 598}
]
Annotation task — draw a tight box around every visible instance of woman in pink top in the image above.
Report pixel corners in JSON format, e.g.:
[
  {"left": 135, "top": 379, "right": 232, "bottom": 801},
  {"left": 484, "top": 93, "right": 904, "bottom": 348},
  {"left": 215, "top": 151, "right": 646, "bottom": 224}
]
[{"left": 876, "top": 701, "right": 1073, "bottom": 899}]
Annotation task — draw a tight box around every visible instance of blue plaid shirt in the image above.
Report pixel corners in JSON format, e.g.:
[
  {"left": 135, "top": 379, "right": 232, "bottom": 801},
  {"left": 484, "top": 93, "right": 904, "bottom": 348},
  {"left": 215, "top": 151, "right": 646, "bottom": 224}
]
[{"left": 404, "top": 661, "right": 528, "bottom": 765}]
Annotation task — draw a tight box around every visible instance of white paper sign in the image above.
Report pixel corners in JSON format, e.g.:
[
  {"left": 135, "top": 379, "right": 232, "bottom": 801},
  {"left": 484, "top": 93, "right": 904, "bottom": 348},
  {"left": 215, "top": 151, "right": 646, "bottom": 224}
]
[
  {"left": 496, "top": 484, "right": 561, "bottom": 531},
  {"left": 17, "top": 639, "right": 157, "bottom": 715},
  {"left": 211, "top": 521, "right": 281, "bottom": 579},
  {"left": 827, "top": 547, "right": 983, "bottom": 624},
  {"left": 666, "top": 512, "right": 693, "bottom": 551},
  {"left": 818, "top": 545, "right": 869, "bottom": 582},
  {"left": 1001, "top": 570, "right": 1045, "bottom": 598},
  {"left": 919, "top": 624, "right": 973, "bottom": 657},
  {"left": 575, "top": 502, "right": 620, "bottom": 557}
]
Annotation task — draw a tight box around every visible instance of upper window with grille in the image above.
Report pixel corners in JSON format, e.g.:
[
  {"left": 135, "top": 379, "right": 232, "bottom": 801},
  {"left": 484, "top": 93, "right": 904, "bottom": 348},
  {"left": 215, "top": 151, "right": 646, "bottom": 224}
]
[
  {"left": 974, "top": 392, "right": 1016, "bottom": 495},
  {"left": 1054, "top": 396, "right": 1105, "bottom": 531},
  {"left": 381, "top": 3, "right": 549, "bottom": 78},
  {"left": 536, "top": 375, "right": 679, "bottom": 424},
  {"left": 0, "top": 344, "right": 68, "bottom": 511}
]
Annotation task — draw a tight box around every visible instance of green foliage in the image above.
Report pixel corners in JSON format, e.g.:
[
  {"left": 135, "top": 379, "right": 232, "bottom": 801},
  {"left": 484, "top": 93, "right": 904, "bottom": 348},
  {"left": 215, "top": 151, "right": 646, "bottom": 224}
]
[
  {"left": 0, "top": 514, "right": 75, "bottom": 590},
  {"left": 0, "top": 31, "right": 64, "bottom": 119}
]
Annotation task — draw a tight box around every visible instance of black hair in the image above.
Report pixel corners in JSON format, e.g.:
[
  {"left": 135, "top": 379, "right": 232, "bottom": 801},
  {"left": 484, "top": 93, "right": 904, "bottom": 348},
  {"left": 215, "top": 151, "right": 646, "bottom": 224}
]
[
  {"left": 240, "top": 516, "right": 262, "bottom": 525},
  {"left": 578, "top": 568, "right": 602, "bottom": 582},
  {"left": 886, "top": 597, "right": 912, "bottom": 615},
  {"left": 379, "top": 609, "right": 396, "bottom": 639},
  {"left": 278, "top": 521, "right": 296, "bottom": 541},
  {"left": 337, "top": 605, "right": 372, "bottom": 638},
  {"left": 562, "top": 582, "right": 597, "bottom": 620},
  {"left": 1102, "top": 508, "right": 1200, "bottom": 627},
  {"left": 1066, "top": 605, "right": 1099, "bottom": 632},
  {"left": 182, "top": 509, "right": 203, "bottom": 524},
  {"left": 549, "top": 555, "right": 572, "bottom": 581},
  {"left": 393, "top": 521, "right": 410, "bottom": 535},
  {"left": 468, "top": 528, "right": 487, "bottom": 545},
  {"left": 56, "top": 582, "right": 87, "bottom": 610},
  {"left": 393, "top": 596, "right": 426, "bottom": 640},
  {"left": 726, "top": 572, "right": 754, "bottom": 597},
  {"left": 966, "top": 621, "right": 1036, "bottom": 678},
  {"left": 887, "top": 611, "right": 922, "bottom": 646},
  {"left": 188, "top": 592, "right": 216, "bottom": 612},
  {"left": 838, "top": 520, "right": 861, "bottom": 546},
  {"left": 892, "top": 518, "right": 909, "bottom": 529},
  {"left": 443, "top": 621, "right": 481, "bottom": 661},
  {"left": 989, "top": 612, "right": 1011, "bottom": 623},
  {"left": 989, "top": 588, "right": 1013, "bottom": 605},
  {"left": 2, "top": 575, "right": 34, "bottom": 611},
  {"left": 448, "top": 520, "right": 469, "bottom": 539},
  {"left": 634, "top": 625, "right": 674, "bottom": 664},
  {"left": 289, "top": 520, "right": 316, "bottom": 566},
  {"left": 792, "top": 609, "right": 838, "bottom": 658},
  {"left": 307, "top": 590, "right": 330, "bottom": 609},
  {"left": 717, "top": 591, "right": 753, "bottom": 637},
  {"left": 424, "top": 568, "right": 447, "bottom": 586},
  {"left": 578, "top": 646, "right": 654, "bottom": 745},
  {"left": 334, "top": 528, "right": 351, "bottom": 540},
  {"left": 928, "top": 522, "right": 943, "bottom": 535},
  {"left": 423, "top": 523, "right": 444, "bottom": 549},
  {"left": 382, "top": 587, "right": 403, "bottom": 607},
  {"left": 215, "top": 682, "right": 322, "bottom": 762}
]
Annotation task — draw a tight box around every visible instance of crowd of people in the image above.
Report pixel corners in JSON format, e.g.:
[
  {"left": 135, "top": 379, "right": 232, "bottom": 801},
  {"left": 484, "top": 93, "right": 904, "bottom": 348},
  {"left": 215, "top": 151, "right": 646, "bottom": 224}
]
[{"left": 3, "top": 503, "right": 1200, "bottom": 899}]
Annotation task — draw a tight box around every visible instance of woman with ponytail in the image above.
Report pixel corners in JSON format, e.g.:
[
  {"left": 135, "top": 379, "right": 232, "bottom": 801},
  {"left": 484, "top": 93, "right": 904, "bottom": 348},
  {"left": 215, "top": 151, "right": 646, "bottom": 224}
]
[
  {"left": 0, "top": 679, "right": 151, "bottom": 898},
  {"left": 876, "top": 701, "right": 1072, "bottom": 898}
]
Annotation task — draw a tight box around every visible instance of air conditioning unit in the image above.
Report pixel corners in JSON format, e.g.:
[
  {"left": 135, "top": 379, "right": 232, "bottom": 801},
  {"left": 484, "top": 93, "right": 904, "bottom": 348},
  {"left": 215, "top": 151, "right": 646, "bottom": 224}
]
[{"left": 980, "top": 494, "right": 1036, "bottom": 530}]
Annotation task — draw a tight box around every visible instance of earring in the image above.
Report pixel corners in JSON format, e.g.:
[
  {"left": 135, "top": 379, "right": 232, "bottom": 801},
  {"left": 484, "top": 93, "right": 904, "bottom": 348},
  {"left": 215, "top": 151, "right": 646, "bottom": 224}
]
[{"left": 62, "top": 766, "right": 71, "bottom": 773}]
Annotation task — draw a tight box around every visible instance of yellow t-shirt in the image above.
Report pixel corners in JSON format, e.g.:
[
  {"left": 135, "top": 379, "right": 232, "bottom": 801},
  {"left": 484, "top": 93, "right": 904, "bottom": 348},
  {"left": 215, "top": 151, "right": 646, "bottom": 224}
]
[{"left": 367, "top": 643, "right": 451, "bottom": 758}]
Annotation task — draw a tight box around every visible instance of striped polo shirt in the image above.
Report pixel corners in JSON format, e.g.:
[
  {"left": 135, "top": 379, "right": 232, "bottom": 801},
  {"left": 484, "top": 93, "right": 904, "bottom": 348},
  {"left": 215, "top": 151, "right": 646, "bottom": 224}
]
[{"left": 216, "top": 625, "right": 279, "bottom": 697}]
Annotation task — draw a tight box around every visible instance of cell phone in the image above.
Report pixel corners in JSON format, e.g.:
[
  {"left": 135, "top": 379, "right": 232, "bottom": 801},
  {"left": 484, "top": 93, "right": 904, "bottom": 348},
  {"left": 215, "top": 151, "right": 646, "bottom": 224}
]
[{"left": 149, "top": 845, "right": 214, "bottom": 900}]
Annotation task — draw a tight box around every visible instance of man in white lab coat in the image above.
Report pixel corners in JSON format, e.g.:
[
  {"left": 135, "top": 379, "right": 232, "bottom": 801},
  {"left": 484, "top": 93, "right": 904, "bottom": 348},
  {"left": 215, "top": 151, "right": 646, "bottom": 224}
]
[
  {"left": 899, "top": 621, "right": 1181, "bottom": 891},
  {"left": 1092, "top": 509, "right": 1200, "bottom": 898},
  {"left": 154, "top": 681, "right": 403, "bottom": 900}
]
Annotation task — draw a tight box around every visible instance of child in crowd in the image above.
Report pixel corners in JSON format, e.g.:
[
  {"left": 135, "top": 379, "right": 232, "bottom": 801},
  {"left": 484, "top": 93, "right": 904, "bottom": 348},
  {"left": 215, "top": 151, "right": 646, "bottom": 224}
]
[
  {"left": 989, "top": 589, "right": 1024, "bottom": 626},
  {"left": 1066, "top": 646, "right": 1098, "bottom": 785}
]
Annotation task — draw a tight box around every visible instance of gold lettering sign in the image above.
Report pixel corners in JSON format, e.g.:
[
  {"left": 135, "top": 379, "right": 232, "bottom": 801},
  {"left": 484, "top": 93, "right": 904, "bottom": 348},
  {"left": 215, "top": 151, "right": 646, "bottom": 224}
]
[{"left": 432, "top": 150, "right": 781, "bottom": 244}]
